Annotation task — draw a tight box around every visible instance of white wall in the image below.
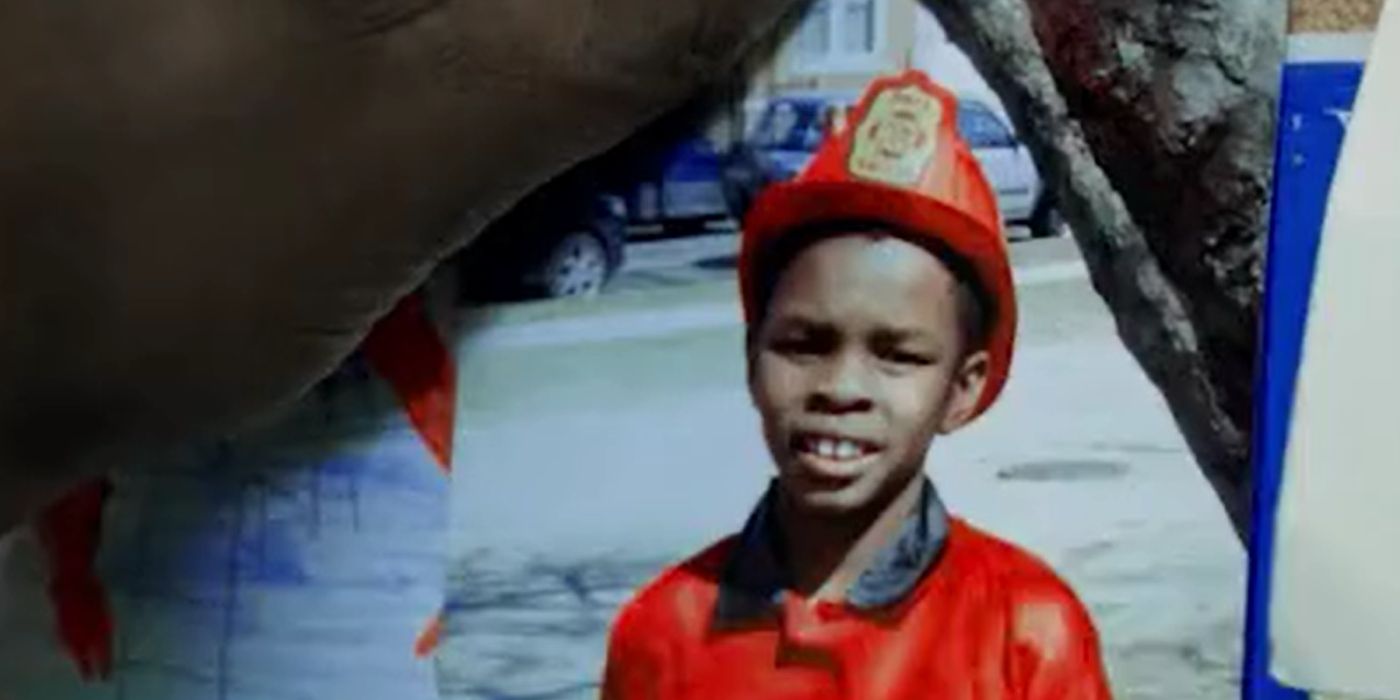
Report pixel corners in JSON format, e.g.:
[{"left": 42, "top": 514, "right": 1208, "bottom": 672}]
[
  {"left": 743, "top": 1, "right": 1012, "bottom": 122},
  {"left": 910, "top": 6, "right": 1014, "bottom": 121}
]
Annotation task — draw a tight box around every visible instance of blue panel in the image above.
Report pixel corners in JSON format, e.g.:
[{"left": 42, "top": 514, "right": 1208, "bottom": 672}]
[{"left": 1244, "top": 61, "right": 1365, "bottom": 700}]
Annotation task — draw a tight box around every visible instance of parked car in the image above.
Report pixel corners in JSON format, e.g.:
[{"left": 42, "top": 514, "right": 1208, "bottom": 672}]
[
  {"left": 622, "top": 135, "right": 735, "bottom": 233},
  {"left": 724, "top": 93, "right": 847, "bottom": 210},
  {"left": 727, "top": 92, "right": 1067, "bottom": 239},
  {"left": 448, "top": 100, "right": 734, "bottom": 303},
  {"left": 451, "top": 168, "right": 628, "bottom": 302}
]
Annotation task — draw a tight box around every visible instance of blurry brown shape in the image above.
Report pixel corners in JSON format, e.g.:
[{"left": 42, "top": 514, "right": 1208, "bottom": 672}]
[
  {"left": 0, "top": 0, "right": 797, "bottom": 532},
  {"left": 1290, "top": 0, "right": 1384, "bottom": 32}
]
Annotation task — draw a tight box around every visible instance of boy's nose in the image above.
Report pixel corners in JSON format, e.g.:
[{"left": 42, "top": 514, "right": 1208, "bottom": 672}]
[{"left": 807, "top": 355, "right": 874, "bottom": 414}]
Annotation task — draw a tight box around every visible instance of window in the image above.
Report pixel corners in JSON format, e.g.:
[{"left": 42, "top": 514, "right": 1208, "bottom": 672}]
[
  {"left": 753, "top": 100, "right": 827, "bottom": 151},
  {"left": 793, "top": 0, "right": 882, "bottom": 69},
  {"left": 841, "top": 0, "right": 876, "bottom": 54},
  {"left": 957, "top": 104, "right": 1016, "bottom": 149},
  {"left": 797, "top": 0, "right": 832, "bottom": 57},
  {"left": 755, "top": 102, "right": 803, "bottom": 149}
]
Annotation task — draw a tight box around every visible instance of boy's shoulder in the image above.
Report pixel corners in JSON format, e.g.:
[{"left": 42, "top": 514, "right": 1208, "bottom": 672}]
[
  {"left": 945, "top": 516, "right": 1081, "bottom": 592},
  {"left": 943, "top": 516, "right": 1100, "bottom": 646},
  {"left": 945, "top": 517, "right": 1063, "bottom": 579}
]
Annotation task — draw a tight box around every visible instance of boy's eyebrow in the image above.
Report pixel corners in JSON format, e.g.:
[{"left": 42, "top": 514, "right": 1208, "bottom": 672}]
[
  {"left": 768, "top": 314, "right": 941, "bottom": 345},
  {"left": 766, "top": 312, "right": 833, "bottom": 331},
  {"left": 870, "top": 325, "right": 937, "bottom": 344}
]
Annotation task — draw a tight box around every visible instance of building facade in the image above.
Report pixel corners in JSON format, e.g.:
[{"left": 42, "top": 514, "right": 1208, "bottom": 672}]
[{"left": 735, "top": 0, "right": 1009, "bottom": 135}]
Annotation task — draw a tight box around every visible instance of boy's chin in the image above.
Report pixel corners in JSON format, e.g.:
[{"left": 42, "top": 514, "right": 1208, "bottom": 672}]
[
  {"left": 776, "top": 474, "right": 878, "bottom": 516},
  {"left": 775, "top": 464, "right": 923, "bottom": 521}
]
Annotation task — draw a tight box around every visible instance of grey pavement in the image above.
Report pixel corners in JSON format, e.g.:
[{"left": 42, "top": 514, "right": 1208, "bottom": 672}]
[{"left": 438, "top": 240, "right": 1246, "bottom": 700}]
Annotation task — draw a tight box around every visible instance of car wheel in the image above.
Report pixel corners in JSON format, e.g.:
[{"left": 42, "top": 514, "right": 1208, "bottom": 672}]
[
  {"left": 1029, "top": 197, "right": 1069, "bottom": 239},
  {"left": 542, "top": 231, "right": 610, "bottom": 299}
]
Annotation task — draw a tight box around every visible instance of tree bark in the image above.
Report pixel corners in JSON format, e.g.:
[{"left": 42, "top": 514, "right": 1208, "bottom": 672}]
[{"left": 919, "top": 0, "right": 1289, "bottom": 541}]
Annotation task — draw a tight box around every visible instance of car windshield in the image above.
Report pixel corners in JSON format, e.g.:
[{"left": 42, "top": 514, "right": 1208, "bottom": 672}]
[
  {"left": 753, "top": 100, "right": 826, "bottom": 151},
  {"left": 956, "top": 103, "right": 1015, "bottom": 149}
]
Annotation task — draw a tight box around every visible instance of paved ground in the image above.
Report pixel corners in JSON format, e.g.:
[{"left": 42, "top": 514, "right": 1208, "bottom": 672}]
[{"left": 437, "top": 236, "right": 1247, "bottom": 700}]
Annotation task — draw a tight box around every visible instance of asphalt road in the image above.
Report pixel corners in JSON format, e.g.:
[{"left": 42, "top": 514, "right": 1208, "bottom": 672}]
[{"left": 438, "top": 235, "right": 1247, "bottom": 700}]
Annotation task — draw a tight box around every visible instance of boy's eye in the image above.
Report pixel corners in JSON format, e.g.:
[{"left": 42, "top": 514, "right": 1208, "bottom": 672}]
[
  {"left": 768, "top": 335, "right": 826, "bottom": 357},
  {"left": 879, "top": 347, "right": 933, "bottom": 366},
  {"left": 764, "top": 324, "right": 836, "bottom": 358}
]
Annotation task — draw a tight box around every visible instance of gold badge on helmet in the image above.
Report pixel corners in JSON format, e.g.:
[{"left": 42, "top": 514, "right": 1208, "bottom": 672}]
[{"left": 847, "top": 84, "right": 943, "bottom": 187}]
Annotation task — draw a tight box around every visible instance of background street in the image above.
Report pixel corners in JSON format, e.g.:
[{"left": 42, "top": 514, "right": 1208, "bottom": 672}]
[{"left": 438, "top": 233, "right": 1247, "bottom": 700}]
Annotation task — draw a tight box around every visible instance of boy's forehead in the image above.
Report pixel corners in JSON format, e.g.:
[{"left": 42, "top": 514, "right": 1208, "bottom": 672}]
[
  {"left": 766, "top": 232, "right": 961, "bottom": 321},
  {"left": 776, "top": 233, "right": 957, "bottom": 295}
]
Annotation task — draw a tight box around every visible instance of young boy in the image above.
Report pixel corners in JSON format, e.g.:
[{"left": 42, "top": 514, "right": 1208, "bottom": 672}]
[{"left": 601, "top": 71, "right": 1112, "bottom": 700}]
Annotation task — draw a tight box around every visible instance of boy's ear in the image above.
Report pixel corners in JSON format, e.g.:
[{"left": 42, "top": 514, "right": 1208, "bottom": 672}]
[
  {"left": 938, "top": 349, "right": 990, "bottom": 435},
  {"left": 744, "top": 327, "right": 759, "bottom": 405}
]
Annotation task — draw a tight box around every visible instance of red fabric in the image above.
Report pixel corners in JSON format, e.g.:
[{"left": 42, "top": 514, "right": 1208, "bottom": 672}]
[
  {"left": 361, "top": 292, "right": 457, "bottom": 474},
  {"left": 36, "top": 478, "right": 115, "bottom": 682},
  {"left": 359, "top": 292, "right": 457, "bottom": 657},
  {"left": 414, "top": 613, "right": 445, "bottom": 659},
  {"left": 602, "top": 518, "right": 1112, "bottom": 700}
]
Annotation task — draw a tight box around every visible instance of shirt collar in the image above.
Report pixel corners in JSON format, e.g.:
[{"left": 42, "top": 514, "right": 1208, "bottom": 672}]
[{"left": 713, "top": 476, "right": 949, "bottom": 625}]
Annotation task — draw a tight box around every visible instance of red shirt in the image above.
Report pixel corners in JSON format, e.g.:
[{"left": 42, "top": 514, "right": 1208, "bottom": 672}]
[{"left": 602, "top": 515, "right": 1112, "bottom": 699}]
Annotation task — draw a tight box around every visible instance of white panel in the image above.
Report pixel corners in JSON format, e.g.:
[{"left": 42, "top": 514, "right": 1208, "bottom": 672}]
[{"left": 1271, "top": 2, "right": 1400, "bottom": 697}]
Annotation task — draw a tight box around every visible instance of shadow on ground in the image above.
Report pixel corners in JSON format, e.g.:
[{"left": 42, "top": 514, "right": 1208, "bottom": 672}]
[{"left": 438, "top": 553, "right": 669, "bottom": 700}]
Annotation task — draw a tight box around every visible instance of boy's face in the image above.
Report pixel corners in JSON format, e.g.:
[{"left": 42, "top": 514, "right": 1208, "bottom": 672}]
[{"left": 748, "top": 233, "right": 989, "bottom": 517}]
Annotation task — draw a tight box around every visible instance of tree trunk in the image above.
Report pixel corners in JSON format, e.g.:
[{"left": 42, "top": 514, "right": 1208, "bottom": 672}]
[{"left": 919, "top": 0, "right": 1290, "bottom": 541}]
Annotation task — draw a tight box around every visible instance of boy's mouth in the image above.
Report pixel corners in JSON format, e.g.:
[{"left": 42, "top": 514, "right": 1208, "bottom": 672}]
[
  {"left": 792, "top": 432, "right": 881, "bottom": 460},
  {"left": 789, "top": 431, "right": 883, "bottom": 481}
]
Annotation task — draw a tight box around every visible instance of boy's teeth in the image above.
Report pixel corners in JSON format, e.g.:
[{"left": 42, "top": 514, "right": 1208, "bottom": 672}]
[
  {"left": 802, "top": 435, "right": 870, "bottom": 461},
  {"left": 836, "top": 441, "right": 858, "bottom": 460}
]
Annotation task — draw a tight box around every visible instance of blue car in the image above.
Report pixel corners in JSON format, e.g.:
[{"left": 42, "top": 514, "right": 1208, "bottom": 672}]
[{"left": 620, "top": 132, "right": 738, "bottom": 233}]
